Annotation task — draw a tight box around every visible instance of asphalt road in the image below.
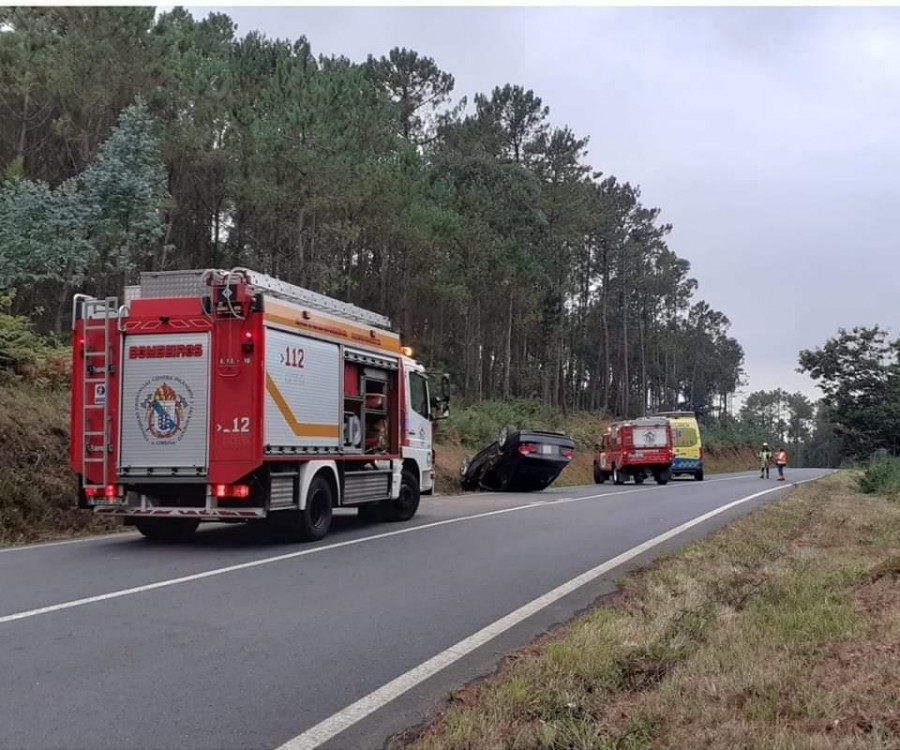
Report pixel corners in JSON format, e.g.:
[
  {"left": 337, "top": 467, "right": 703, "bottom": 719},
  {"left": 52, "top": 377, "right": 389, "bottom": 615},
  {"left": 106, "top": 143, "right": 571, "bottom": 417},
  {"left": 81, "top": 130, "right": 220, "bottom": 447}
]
[{"left": 0, "top": 469, "right": 829, "bottom": 750}]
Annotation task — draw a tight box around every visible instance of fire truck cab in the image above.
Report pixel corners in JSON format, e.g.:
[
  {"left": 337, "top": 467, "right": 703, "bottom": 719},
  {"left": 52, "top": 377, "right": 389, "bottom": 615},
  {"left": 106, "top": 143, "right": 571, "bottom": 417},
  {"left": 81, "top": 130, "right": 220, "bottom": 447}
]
[{"left": 69, "top": 268, "right": 450, "bottom": 542}]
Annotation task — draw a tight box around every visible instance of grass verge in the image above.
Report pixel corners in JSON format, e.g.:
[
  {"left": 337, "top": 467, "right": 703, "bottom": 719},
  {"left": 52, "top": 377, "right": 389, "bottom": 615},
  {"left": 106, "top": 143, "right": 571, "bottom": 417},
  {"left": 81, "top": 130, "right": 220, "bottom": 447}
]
[{"left": 397, "top": 472, "right": 900, "bottom": 750}]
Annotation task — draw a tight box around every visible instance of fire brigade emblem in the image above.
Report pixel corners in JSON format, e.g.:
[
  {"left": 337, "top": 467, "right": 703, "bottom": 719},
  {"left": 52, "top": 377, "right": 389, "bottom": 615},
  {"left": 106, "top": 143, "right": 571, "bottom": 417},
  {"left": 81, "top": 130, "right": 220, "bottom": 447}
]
[
  {"left": 643, "top": 430, "right": 657, "bottom": 444},
  {"left": 135, "top": 376, "right": 194, "bottom": 444}
]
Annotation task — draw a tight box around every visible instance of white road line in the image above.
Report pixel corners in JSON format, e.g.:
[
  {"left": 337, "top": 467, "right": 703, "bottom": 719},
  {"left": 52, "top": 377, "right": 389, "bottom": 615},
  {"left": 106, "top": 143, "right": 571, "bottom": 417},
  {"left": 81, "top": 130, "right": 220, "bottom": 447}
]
[
  {"left": 0, "top": 485, "right": 673, "bottom": 625},
  {"left": 0, "top": 531, "right": 139, "bottom": 554},
  {"left": 275, "top": 475, "right": 827, "bottom": 750},
  {"left": 0, "top": 472, "right": 773, "bottom": 625},
  {"left": 0, "top": 475, "right": 753, "bottom": 555}
]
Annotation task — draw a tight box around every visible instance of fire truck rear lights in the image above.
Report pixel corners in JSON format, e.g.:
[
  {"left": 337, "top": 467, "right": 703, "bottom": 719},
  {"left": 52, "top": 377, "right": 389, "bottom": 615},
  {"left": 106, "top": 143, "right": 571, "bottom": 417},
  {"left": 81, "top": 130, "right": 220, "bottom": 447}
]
[
  {"left": 212, "top": 484, "right": 251, "bottom": 499},
  {"left": 85, "top": 485, "right": 120, "bottom": 500}
]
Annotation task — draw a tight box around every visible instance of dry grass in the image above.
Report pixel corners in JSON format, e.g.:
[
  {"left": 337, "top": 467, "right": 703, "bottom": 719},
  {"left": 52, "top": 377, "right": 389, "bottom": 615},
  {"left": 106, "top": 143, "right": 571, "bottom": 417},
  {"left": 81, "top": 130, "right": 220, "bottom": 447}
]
[
  {"left": 0, "top": 385, "right": 119, "bottom": 545},
  {"left": 398, "top": 473, "right": 900, "bottom": 750}
]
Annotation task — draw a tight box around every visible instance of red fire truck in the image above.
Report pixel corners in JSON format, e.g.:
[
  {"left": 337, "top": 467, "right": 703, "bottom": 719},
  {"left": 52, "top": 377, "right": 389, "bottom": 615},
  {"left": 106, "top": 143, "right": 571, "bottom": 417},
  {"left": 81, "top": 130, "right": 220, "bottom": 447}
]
[
  {"left": 593, "top": 417, "right": 674, "bottom": 485},
  {"left": 70, "top": 268, "right": 450, "bottom": 542}
]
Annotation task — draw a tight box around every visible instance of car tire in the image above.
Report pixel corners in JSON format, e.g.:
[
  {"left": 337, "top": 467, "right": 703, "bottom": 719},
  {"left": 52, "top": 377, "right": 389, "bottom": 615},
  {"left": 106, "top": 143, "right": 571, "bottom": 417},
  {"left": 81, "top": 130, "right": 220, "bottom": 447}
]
[
  {"left": 613, "top": 466, "right": 625, "bottom": 485},
  {"left": 384, "top": 468, "right": 420, "bottom": 522},
  {"left": 134, "top": 518, "right": 199, "bottom": 542}
]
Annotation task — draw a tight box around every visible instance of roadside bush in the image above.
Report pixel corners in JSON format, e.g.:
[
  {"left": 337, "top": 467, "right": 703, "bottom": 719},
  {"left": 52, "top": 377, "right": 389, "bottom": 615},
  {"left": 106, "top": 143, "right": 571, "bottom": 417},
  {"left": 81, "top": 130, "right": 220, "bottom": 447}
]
[
  {"left": 0, "top": 293, "right": 70, "bottom": 389},
  {"left": 858, "top": 456, "right": 900, "bottom": 497},
  {"left": 443, "top": 399, "right": 564, "bottom": 449}
]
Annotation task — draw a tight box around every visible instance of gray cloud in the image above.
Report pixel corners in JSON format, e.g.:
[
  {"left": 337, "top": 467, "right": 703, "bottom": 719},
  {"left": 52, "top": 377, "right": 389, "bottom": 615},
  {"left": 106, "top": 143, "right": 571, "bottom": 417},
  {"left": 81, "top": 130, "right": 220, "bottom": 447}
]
[{"left": 197, "top": 6, "right": 900, "bottom": 401}]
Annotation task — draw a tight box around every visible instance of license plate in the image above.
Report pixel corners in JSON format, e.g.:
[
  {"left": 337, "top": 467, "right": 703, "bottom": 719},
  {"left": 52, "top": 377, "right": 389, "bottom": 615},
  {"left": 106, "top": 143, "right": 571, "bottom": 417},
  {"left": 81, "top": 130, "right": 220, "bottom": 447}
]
[{"left": 540, "top": 444, "right": 553, "bottom": 455}]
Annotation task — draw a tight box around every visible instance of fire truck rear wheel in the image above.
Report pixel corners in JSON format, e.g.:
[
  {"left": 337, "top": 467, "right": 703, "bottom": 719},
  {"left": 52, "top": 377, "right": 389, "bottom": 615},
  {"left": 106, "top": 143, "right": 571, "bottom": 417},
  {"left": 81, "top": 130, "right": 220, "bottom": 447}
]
[
  {"left": 134, "top": 518, "right": 200, "bottom": 542},
  {"left": 385, "top": 469, "right": 420, "bottom": 522},
  {"left": 593, "top": 464, "right": 605, "bottom": 484},
  {"left": 654, "top": 468, "right": 672, "bottom": 485},
  {"left": 612, "top": 466, "right": 626, "bottom": 485},
  {"left": 287, "top": 475, "right": 334, "bottom": 542}
]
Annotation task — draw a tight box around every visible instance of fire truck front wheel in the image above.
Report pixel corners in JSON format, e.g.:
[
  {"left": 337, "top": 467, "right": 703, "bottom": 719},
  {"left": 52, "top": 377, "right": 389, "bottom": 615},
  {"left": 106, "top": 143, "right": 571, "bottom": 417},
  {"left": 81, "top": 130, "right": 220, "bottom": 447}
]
[
  {"left": 384, "top": 468, "right": 421, "bottom": 522},
  {"left": 134, "top": 518, "right": 200, "bottom": 542}
]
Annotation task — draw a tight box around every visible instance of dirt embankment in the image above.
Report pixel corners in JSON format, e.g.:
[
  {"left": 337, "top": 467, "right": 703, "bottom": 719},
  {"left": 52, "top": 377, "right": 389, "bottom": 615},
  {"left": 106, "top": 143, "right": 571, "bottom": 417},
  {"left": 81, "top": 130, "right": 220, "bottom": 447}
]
[{"left": 0, "top": 385, "right": 116, "bottom": 544}]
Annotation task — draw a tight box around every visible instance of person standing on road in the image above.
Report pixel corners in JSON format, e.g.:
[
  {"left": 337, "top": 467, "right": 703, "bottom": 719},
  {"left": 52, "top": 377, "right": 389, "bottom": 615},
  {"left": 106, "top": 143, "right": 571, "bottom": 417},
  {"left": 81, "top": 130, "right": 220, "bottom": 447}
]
[
  {"left": 759, "top": 442, "right": 772, "bottom": 479},
  {"left": 774, "top": 447, "right": 788, "bottom": 481}
]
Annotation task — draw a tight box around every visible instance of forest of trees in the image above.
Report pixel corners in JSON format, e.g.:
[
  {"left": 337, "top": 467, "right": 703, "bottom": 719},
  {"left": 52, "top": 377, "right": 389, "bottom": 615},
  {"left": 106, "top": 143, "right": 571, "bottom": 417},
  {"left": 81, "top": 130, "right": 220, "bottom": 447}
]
[{"left": 0, "top": 7, "right": 745, "bottom": 415}]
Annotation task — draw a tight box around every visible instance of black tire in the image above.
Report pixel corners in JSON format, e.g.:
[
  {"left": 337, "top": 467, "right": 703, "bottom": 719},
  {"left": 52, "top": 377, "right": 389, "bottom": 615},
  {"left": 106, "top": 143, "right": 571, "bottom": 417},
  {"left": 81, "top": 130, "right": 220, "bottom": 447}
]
[
  {"left": 655, "top": 468, "right": 672, "bottom": 485},
  {"left": 384, "top": 468, "right": 420, "bottom": 522},
  {"left": 134, "top": 518, "right": 199, "bottom": 542},
  {"left": 593, "top": 464, "right": 606, "bottom": 484},
  {"left": 283, "top": 474, "right": 333, "bottom": 542},
  {"left": 613, "top": 466, "right": 626, "bottom": 485},
  {"left": 695, "top": 469, "right": 705, "bottom": 481}
]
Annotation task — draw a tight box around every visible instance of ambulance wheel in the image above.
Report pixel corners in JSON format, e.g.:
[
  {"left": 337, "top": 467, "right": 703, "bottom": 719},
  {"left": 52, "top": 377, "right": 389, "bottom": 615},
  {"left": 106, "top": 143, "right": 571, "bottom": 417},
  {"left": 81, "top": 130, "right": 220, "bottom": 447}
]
[
  {"left": 135, "top": 518, "right": 199, "bottom": 542},
  {"left": 593, "top": 464, "right": 606, "bottom": 484},
  {"left": 613, "top": 466, "right": 626, "bottom": 485},
  {"left": 285, "top": 474, "right": 333, "bottom": 542},
  {"left": 385, "top": 469, "right": 420, "bottom": 522},
  {"left": 694, "top": 470, "right": 705, "bottom": 481}
]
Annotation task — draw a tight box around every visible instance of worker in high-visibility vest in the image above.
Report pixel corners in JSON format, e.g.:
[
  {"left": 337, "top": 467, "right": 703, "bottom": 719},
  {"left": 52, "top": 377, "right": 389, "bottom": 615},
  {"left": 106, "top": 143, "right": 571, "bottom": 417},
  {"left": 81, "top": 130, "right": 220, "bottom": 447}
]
[
  {"left": 774, "top": 447, "right": 788, "bottom": 481},
  {"left": 759, "top": 442, "right": 772, "bottom": 479}
]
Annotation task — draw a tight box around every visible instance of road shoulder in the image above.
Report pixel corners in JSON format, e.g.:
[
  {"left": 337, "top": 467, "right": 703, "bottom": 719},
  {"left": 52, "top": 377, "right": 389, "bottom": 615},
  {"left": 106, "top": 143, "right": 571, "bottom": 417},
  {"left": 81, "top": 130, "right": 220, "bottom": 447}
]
[{"left": 395, "top": 472, "right": 900, "bottom": 750}]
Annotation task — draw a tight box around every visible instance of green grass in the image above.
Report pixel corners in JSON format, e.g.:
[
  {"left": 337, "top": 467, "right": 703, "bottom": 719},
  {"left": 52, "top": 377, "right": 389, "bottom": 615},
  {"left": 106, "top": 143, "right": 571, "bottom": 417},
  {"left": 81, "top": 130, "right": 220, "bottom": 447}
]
[{"left": 858, "top": 456, "right": 900, "bottom": 497}]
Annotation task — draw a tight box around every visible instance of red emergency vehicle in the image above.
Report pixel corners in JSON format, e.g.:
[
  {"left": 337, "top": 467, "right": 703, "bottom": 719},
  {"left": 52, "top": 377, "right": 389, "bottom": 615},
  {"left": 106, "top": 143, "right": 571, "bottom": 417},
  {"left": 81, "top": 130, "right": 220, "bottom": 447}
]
[
  {"left": 70, "top": 268, "right": 450, "bottom": 542},
  {"left": 593, "top": 417, "right": 674, "bottom": 485}
]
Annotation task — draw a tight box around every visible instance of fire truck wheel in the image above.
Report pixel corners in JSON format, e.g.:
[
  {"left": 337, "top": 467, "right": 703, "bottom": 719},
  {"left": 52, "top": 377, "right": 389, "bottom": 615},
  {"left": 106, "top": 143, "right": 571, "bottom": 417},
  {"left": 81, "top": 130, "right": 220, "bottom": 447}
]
[
  {"left": 290, "top": 475, "right": 334, "bottom": 542},
  {"left": 613, "top": 466, "right": 626, "bottom": 485},
  {"left": 385, "top": 468, "right": 420, "bottom": 522},
  {"left": 134, "top": 518, "right": 199, "bottom": 542},
  {"left": 654, "top": 468, "right": 672, "bottom": 485},
  {"left": 593, "top": 464, "right": 606, "bottom": 484}
]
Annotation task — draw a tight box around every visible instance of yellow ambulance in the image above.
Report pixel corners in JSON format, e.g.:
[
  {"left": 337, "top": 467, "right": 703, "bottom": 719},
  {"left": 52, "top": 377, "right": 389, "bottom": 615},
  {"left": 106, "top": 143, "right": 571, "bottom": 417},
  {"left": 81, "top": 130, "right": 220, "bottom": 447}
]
[{"left": 657, "top": 411, "right": 704, "bottom": 481}]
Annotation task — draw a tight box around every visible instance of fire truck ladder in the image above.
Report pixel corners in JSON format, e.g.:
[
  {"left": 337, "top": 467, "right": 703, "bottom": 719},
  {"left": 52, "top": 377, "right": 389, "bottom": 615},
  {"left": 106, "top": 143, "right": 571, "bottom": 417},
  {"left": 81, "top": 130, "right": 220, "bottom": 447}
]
[
  {"left": 230, "top": 267, "right": 393, "bottom": 330},
  {"left": 80, "top": 296, "right": 118, "bottom": 489}
]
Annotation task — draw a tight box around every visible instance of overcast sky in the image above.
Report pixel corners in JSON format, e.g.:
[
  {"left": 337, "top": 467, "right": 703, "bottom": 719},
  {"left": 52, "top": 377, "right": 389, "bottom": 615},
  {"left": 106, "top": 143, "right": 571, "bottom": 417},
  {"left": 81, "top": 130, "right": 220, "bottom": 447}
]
[{"left": 194, "top": 6, "right": 900, "bottom": 402}]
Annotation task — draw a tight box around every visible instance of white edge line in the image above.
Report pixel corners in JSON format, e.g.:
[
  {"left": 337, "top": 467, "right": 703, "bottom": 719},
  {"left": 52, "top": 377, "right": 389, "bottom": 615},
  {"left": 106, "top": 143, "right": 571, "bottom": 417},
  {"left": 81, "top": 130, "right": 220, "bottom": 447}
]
[
  {"left": 0, "top": 531, "right": 139, "bottom": 554},
  {"left": 0, "top": 471, "right": 777, "bottom": 623},
  {"left": 0, "top": 485, "right": 675, "bottom": 624},
  {"left": 0, "top": 474, "right": 755, "bottom": 555},
  {"left": 275, "top": 474, "right": 828, "bottom": 750}
]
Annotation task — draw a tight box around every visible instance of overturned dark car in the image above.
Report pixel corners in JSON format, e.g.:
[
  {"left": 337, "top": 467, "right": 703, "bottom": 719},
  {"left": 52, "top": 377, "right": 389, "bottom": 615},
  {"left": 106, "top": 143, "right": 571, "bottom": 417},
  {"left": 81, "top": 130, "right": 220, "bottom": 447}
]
[{"left": 460, "top": 428, "right": 575, "bottom": 492}]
